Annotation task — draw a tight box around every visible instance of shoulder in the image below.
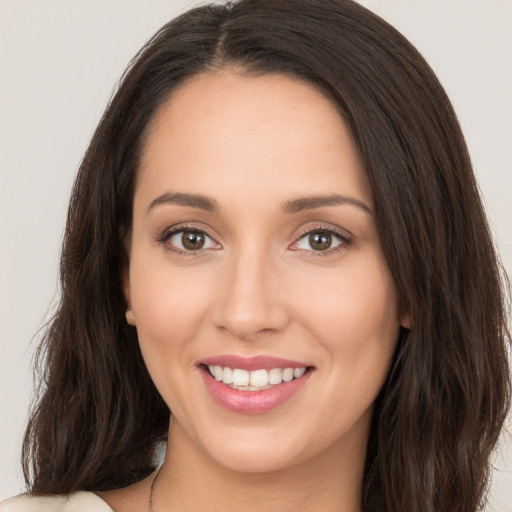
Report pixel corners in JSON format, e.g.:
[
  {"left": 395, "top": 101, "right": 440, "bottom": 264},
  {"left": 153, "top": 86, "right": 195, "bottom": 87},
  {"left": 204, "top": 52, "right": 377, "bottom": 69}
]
[{"left": 0, "top": 492, "right": 114, "bottom": 512}]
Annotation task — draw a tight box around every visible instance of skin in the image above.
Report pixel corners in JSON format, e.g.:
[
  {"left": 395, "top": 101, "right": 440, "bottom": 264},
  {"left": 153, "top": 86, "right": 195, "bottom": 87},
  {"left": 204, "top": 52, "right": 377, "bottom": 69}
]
[{"left": 99, "top": 70, "right": 408, "bottom": 512}]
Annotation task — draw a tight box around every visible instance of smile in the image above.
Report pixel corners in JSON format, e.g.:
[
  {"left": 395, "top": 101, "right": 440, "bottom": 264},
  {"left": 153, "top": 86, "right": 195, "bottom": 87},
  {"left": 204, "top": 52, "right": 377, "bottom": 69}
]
[
  {"left": 199, "top": 355, "right": 314, "bottom": 414},
  {"left": 207, "top": 365, "right": 307, "bottom": 391}
]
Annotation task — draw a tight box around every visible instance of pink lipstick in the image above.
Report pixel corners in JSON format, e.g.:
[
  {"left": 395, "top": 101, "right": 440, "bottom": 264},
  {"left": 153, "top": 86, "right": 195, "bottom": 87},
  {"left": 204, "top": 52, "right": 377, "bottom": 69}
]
[{"left": 198, "top": 355, "right": 313, "bottom": 414}]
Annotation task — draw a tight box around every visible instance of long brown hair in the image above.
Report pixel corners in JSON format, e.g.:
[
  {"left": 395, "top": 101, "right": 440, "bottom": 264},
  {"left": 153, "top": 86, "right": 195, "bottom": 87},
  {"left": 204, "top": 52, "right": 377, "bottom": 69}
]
[{"left": 23, "top": 1, "right": 510, "bottom": 511}]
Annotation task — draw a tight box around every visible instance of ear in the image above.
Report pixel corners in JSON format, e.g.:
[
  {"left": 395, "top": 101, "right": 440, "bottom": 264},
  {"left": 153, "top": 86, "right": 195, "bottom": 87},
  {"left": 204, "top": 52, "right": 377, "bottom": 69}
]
[
  {"left": 400, "top": 310, "right": 411, "bottom": 330},
  {"left": 122, "top": 266, "right": 136, "bottom": 326},
  {"left": 121, "top": 230, "right": 136, "bottom": 326}
]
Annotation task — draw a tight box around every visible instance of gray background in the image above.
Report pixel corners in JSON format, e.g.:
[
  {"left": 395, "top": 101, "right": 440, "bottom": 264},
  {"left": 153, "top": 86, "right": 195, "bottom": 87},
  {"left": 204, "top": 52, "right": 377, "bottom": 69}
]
[{"left": 1, "top": 0, "right": 510, "bottom": 508}]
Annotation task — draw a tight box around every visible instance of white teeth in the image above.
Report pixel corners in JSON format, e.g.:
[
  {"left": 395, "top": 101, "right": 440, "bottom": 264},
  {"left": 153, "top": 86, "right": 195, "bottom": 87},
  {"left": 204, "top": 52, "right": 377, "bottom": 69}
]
[
  {"left": 222, "top": 366, "right": 233, "bottom": 384},
  {"left": 268, "top": 368, "right": 282, "bottom": 385},
  {"left": 207, "top": 365, "right": 308, "bottom": 390},
  {"left": 232, "top": 368, "right": 250, "bottom": 386},
  {"left": 282, "top": 368, "right": 294, "bottom": 382},
  {"left": 294, "top": 367, "right": 306, "bottom": 378},
  {"left": 231, "top": 385, "right": 272, "bottom": 391},
  {"left": 249, "top": 369, "right": 268, "bottom": 387}
]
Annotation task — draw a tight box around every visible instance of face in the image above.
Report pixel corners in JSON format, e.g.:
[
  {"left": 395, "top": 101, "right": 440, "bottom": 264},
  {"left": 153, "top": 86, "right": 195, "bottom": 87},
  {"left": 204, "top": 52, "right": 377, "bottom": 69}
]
[{"left": 125, "top": 70, "right": 406, "bottom": 474}]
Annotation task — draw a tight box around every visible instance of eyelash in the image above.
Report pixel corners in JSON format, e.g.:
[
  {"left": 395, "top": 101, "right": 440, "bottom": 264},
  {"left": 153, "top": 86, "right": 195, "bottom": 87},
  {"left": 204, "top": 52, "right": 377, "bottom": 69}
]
[
  {"left": 291, "top": 224, "right": 353, "bottom": 257},
  {"left": 157, "top": 223, "right": 220, "bottom": 255},
  {"left": 157, "top": 223, "right": 352, "bottom": 256},
  {"left": 292, "top": 225, "right": 353, "bottom": 258}
]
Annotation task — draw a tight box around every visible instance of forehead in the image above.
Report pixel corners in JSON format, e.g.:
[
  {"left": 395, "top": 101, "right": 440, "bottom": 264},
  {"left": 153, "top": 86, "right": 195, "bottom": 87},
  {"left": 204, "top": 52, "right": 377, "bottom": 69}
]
[{"left": 136, "top": 69, "right": 371, "bottom": 210}]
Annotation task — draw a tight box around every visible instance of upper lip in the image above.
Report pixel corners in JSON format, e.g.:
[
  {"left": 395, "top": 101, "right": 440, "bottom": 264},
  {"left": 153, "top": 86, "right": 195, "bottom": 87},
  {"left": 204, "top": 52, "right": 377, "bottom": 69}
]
[{"left": 199, "top": 355, "right": 311, "bottom": 371}]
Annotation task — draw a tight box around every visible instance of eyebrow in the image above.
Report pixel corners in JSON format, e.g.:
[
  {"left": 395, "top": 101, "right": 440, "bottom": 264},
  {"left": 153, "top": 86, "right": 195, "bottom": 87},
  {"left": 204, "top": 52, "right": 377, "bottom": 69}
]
[
  {"left": 282, "top": 194, "right": 372, "bottom": 215},
  {"left": 147, "top": 192, "right": 220, "bottom": 214},
  {"left": 146, "top": 192, "right": 372, "bottom": 216}
]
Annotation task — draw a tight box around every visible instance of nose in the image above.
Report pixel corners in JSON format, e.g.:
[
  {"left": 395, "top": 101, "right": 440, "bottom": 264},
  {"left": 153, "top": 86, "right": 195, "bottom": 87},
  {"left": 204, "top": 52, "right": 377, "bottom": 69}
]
[{"left": 212, "top": 245, "right": 290, "bottom": 341}]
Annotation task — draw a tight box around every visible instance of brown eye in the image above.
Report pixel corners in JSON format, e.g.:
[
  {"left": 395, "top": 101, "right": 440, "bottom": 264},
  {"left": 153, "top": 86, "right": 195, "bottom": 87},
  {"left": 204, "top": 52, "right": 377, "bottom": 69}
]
[
  {"left": 308, "top": 232, "right": 332, "bottom": 251},
  {"left": 165, "top": 229, "right": 219, "bottom": 253},
  {"left": 182, "top": 231, "right": 205, "bottom": 250},
  {"left": 291, "top": 229, "right": 345, "bottom": 253}
]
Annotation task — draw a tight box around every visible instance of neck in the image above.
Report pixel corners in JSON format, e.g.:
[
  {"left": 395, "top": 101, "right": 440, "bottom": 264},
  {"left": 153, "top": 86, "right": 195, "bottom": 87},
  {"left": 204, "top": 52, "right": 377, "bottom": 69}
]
[{"left": 154, "top": 416, "right": 368, "bottom": 512}]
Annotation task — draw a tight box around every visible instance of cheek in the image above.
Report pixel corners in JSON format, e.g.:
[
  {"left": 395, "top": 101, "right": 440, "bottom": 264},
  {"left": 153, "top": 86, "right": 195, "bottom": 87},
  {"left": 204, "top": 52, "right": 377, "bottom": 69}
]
[
  {"left": 300, "top": 257, "right": 399, "bottom": 342},
  {"left": 292, "top": 260, "right": 400, "bottom": 440},
  {"left": 128, "top": 259, "right": 221, "bottom": 416},
  {"left": 128, "top": 252, "right": 216, "bottom": 367},
  {"left": 295, "top": 255, "right": 400, "bottom": 393}
]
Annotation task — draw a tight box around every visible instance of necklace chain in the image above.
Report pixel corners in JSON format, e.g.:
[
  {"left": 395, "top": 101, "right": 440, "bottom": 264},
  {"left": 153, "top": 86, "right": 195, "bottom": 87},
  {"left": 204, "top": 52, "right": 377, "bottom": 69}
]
[{"left": 148, "top": 467, "right": 161, "bottom": 512}]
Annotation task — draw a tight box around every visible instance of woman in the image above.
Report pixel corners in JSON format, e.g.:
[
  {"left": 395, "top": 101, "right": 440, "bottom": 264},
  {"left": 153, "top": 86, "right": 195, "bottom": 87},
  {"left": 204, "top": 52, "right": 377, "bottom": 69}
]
[{"left": 2, "top": 0, "right": 510, "bottom": 511}]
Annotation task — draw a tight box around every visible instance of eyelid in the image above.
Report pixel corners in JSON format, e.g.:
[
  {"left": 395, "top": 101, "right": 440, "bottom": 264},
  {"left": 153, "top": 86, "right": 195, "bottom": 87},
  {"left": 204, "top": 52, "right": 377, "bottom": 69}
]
[
  {"left": 289, "top": 223, "right": 353, "bottom": 255},
  {"left": 157, "top": 223, "right": 222, "bottom": 254},
  {"left": 156, "top": 221, "right": 352, "bottom": 256}
]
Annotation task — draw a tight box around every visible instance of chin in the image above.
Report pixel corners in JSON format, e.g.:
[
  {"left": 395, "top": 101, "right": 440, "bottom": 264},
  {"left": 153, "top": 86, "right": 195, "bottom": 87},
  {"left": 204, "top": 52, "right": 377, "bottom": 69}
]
[
  {"left": 192, "top": 418, "right": 344, "bottom": 476},
  {"left": 207, "top": 441, "right": 305, "bottom": 474}
]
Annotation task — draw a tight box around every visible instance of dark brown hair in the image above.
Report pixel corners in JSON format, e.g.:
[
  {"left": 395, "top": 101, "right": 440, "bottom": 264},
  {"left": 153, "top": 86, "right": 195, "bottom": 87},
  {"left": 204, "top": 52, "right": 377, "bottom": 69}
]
[{"left": 23, "top": 1, "right": 510, "bottom": 511}]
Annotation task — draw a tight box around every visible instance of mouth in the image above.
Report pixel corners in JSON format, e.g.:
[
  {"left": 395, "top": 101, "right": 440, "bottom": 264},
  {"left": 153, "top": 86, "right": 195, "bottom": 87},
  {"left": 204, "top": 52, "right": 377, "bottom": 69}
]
[
  {"left": 203, "top": 364, "right": 311, "bottom": 391},
  {"left": 198, "top": 356, "right": 315, "bottom": 414}
]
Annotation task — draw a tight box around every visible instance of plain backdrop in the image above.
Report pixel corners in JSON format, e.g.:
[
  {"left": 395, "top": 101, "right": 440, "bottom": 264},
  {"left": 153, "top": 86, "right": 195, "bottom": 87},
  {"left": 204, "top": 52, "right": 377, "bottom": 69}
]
[{"left": 1, "top": 0, "right": 511, "bottom": 508}]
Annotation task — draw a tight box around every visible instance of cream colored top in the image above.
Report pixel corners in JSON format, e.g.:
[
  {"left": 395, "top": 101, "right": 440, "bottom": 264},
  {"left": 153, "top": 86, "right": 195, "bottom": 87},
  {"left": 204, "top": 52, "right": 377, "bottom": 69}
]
[{"left": 0, "top": 492, "right": 114, "bottom": 512}]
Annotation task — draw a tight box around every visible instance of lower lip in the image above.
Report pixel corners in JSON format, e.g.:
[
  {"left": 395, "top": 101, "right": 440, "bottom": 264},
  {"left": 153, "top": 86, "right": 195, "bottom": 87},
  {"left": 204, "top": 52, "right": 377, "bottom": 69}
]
[{"left": 200, "top": 367, "right": 313, "bottom": 414}]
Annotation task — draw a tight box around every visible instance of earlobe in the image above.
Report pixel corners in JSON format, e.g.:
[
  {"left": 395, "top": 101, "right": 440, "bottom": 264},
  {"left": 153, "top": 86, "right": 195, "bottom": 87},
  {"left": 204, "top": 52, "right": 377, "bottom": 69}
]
[
  {"left": 126, "top": 309, "right": 136, "bottom": 326},
  {"left": 122, "top": 265, "right": 136, "bottom": 326},
  {"left": 400, "top": 312, "right": 411, "bottom": 330}
]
